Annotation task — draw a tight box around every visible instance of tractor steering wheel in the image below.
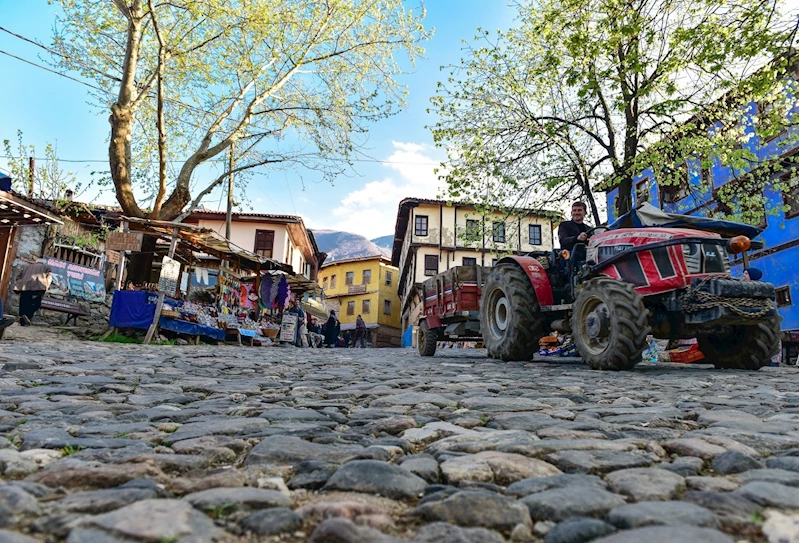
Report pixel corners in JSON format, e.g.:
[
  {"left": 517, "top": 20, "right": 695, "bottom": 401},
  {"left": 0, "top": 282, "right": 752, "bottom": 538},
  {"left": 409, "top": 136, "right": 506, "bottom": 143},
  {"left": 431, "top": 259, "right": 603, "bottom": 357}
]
[{"left": 586, "top": 226, "right": 607, "bottom": 237}]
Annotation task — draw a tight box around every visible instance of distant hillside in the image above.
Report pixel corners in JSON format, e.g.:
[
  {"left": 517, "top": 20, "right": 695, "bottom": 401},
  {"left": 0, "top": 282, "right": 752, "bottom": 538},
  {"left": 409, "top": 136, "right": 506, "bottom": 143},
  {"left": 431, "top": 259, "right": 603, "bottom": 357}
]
[
  {"left": 312, "top": 230, "right": 391, "bottom": 262},
  {"left": 371, "top": 235, "right": 394, "bottom": 253}
]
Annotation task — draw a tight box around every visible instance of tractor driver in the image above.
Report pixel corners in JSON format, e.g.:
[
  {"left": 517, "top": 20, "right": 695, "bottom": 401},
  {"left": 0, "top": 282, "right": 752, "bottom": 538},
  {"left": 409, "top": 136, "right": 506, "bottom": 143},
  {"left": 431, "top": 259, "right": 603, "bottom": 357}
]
[{"left": 558, "top": 201, "right": 590, "bottom": 251}]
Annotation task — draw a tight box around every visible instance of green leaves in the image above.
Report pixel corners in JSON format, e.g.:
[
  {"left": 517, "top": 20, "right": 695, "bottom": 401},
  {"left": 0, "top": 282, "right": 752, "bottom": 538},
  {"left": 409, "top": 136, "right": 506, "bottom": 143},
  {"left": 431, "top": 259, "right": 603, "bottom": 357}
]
[
  {"left": 430, "top": 0, "right": 796, "bottom": 220},
  {"left": 52, "top": 0, "right": 429, "bottom": 218}
]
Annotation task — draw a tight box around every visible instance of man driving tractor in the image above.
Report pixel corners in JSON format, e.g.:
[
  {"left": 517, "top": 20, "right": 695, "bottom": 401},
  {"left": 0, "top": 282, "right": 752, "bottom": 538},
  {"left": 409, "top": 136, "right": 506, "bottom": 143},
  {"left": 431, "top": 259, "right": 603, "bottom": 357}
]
[{"left": 558, "top": 201, "right": 591, "bottom": 251}]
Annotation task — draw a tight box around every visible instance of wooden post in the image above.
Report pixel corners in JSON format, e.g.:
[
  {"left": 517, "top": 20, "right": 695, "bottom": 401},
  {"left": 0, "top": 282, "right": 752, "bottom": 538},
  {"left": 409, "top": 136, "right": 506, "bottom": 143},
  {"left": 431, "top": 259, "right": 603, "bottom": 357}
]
[
  {"left": 144, "top": 227, "right": 179, "bottom": 345},
  {"left": 115, "top": 220, "right": 129, "bottom": 292}
]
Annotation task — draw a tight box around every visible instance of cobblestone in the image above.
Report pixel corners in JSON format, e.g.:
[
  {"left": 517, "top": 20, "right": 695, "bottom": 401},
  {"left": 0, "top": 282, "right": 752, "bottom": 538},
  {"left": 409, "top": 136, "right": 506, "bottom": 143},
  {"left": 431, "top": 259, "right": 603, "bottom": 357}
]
[{"left": 1, "top": 332, "right": 799, "bottom": 541}]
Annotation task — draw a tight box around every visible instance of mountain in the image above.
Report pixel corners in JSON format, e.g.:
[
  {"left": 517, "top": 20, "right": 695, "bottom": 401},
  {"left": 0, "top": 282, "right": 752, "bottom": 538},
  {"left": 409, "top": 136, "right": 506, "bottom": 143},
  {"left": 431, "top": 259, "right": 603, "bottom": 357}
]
[
  {"left": 370, "top": 235, "right": 394, "bottom": 253},
  {"left": 312, "top": 230, "right": 392, "bottom": 262}
]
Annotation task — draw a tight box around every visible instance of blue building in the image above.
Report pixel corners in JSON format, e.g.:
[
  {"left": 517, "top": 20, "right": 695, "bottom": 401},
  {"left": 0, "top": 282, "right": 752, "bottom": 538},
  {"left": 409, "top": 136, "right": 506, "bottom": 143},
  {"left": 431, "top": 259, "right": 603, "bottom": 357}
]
[{"left": 602, "top": 85, "right": 799, "bottom": 363}]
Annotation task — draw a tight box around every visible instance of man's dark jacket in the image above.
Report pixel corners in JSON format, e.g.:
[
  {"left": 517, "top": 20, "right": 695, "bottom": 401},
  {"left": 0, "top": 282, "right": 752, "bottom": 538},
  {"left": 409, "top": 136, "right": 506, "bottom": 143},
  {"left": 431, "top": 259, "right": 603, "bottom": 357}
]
[{"left": 558, "top": 221, "right": 589, "bottom": 251}]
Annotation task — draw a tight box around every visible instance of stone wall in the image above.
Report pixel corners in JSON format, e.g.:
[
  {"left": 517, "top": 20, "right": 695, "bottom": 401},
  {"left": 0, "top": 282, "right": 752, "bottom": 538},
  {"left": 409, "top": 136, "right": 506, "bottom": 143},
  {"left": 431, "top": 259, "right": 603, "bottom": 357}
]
[{"left": 3, "top": 225, "right": 112, "bottom": 335}]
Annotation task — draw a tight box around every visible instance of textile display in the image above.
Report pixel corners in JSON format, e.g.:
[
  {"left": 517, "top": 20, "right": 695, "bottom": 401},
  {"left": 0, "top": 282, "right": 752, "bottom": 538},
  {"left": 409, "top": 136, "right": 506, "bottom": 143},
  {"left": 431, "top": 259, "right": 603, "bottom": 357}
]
[
  {"left": 259, "top": 274, "right": 274, "bottom": 309},
  {"left": 109, "top": 291, "right": 225, "bottom": 340},
  {"left": 277, "top": 276, "right": 290, "bottom": 308}
]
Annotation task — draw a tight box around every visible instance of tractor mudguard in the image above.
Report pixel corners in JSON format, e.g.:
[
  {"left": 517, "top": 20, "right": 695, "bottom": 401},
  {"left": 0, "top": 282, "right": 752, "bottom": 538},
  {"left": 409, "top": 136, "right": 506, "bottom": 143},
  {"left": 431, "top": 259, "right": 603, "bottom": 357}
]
[
  {"left": 425, "top": 315, "right": 442, "bottom": 329},
  {"left": 495, "top": 256, "right": 554, "bottom": 306}
]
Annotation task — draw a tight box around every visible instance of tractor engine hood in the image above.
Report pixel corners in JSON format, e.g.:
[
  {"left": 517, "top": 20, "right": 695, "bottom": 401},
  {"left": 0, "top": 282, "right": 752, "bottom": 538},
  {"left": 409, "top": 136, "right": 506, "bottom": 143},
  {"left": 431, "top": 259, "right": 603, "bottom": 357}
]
[{"left": 608, "top": 202, "right": 763, "bottom": 239}]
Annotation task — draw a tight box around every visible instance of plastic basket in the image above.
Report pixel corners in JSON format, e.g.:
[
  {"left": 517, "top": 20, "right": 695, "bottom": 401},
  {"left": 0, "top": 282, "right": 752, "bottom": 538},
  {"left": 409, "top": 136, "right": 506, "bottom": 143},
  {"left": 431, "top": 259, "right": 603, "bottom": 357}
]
[{"left": 669, "top": 344, "right": 705, "bottom": 364}]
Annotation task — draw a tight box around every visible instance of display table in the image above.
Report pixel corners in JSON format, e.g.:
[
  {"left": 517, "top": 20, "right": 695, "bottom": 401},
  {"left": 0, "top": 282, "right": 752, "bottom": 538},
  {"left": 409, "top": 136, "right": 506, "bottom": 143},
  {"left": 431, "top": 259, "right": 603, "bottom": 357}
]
[{"left": 109, "top": 291, "right": 225, "bottom": 342}]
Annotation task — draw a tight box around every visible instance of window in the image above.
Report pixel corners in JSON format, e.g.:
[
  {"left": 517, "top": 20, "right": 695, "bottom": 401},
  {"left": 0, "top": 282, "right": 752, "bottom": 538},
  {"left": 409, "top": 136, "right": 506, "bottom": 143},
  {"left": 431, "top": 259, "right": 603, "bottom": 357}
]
[
  {"left": 362, "top": 299, "right": 371, "bottom": 314},
  {"left": 776, "top": 286, "right": 793, "bottom": 308},
  {"left": 331, "top": 275, "right": 337, "bottom": 288},
  {"left": 415, "top": 215, "right": 429, "bottom": 236},
  {"left": 659, "top": 167, "right": 690, "bottom": 204},
  {"left": 345, "top": 271, "right": 354, "bottom": 285},
  {"left": 363, "top": 269, "right": 371, "bottom": 284},
  {"left": 254, "top": 229, "right": 275, "bottom": 258},
  {"left": 424, "top": 254, "right": 438, "bottom": 276},
  {"left": 462, "top": 257, "right": 477, "bottom": 266},
  {"left": 491, "top": 258, "right": 499, "bottom": 266},
  {"left": 385, "top": 270, "right": 392, "bottom": 286},
  {"left": 323, "top": 277, "right": 328, "bottom": 289},
  {"left": 346, "top": 301, "right": 355, "bottom": 315},
  {"left": 636, "top": 178, "right": 651, "bottom": 203},
  {"left": 465, "top": 219, "right": 480, "bottom": 240},
  {"left": 384, "top": 299, "right": 392, "bottom": 315},
  {"left": 529, "top": 224, "right": 542, "bottom": 245},
  {"left": 492, "top": 222, "right": 505, "bottom": 243},
  {"left": 783, "top": 174, "right": 799, "bottom": 219}
]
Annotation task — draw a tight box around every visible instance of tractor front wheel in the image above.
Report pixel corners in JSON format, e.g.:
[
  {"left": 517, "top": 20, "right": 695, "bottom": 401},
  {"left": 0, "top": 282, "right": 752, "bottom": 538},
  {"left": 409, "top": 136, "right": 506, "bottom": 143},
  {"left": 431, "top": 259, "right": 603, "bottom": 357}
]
[
  {"left": 480, "top": 264, "right": 544, "bottom": 361},
  {"left": 418, "top": 319, "right": 439, "bottom": 357},
  {"left": 571, "top": 277, "right": 650, "bottom": 371},
  {"left": 697, "top": 314, "right": 782, "bottom": 370}
]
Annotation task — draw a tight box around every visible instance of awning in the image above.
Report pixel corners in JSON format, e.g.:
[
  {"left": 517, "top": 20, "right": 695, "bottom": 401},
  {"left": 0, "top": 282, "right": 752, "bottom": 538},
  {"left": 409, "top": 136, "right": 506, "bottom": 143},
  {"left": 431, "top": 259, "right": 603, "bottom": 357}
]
[
  {"left": 608, "top": 202, "right": 763, "bottom": 239},
  {"left": 123, "top": 217, "right": 289, "bottom": 272},
  {"left": 0, "top": 190, "right": 63, "bottom": 227}
]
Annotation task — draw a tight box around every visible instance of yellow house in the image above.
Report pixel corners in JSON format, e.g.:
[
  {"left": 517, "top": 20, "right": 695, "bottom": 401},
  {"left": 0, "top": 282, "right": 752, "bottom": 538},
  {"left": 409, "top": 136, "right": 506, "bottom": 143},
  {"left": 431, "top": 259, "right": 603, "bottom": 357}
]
[{"left": 319, "top": 255, "right": 402, "bottom": 347}]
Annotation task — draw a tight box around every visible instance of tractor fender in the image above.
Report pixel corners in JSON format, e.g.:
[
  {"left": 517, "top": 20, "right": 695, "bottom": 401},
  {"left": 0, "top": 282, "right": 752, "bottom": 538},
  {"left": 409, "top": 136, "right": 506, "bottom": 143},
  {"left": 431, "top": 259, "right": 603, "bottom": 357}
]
[
  {"left": 495, "top": 256, "right": 555, "bottom": 306},
  {"left": 422, "top": 315, "right": 442, "bottom": 329}
]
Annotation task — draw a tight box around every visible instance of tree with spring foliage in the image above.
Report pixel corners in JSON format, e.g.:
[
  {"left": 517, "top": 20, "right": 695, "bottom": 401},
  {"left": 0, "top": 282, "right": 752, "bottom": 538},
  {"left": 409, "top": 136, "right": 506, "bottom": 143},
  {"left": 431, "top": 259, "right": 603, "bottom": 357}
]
[
  {"left": 431, "top": 0, "right": 799, "bottom": 223},
  {"left": 51, "top": 0, "right": 428, "bottom": 221},
  {"left": 3, "top": 130, "right": 81, "bottom": 202}
]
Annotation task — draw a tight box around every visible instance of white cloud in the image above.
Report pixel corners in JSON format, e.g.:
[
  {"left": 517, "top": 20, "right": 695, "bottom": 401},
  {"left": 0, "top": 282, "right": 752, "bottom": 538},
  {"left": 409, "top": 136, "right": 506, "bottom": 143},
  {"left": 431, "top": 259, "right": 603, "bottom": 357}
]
[{"left": 326, "top": 141, "right": 446, "bottom": 237}]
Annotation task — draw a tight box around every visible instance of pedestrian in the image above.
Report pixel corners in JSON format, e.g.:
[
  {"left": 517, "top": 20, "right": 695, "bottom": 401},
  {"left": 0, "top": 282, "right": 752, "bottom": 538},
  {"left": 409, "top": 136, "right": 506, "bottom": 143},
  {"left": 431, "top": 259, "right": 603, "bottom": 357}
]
[
  {"left": 0, "top": 297, "right": 15, "bottom": 339},
  {"left": 14, "top": 259, "right": 53, "bottom": 326},
  {"left": 354, "top": 314, "right": 367, "bottom": 348},
  {"left": 558, "top": 201, "right": 591, "bottom": 251},
  {"left": 743, "top": 267, "right": 763, "bottom": 281},
  {"left": 324, "top": 310, "right": 339, "bottom": 347}
]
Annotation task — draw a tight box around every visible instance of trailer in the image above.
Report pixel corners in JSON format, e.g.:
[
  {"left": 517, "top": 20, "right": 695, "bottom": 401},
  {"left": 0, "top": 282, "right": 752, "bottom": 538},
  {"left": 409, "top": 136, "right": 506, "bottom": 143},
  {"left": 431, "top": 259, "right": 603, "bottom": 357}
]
[{"left": 417, "top": 264, "right": 492, "bottom": 356}]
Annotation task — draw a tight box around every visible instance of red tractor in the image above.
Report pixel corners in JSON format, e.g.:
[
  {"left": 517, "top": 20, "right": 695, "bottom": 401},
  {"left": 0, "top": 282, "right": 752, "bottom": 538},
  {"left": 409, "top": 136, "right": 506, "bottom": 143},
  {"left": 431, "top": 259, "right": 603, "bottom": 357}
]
[{"left": 420, "top": 203, "right": 782, "bottom": 370}]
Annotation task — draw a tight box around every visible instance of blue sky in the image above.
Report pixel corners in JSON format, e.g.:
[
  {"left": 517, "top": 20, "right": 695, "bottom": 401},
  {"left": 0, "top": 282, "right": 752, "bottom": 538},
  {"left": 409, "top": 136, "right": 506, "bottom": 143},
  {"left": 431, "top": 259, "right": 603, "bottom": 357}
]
[{"left": 0, "top": 1, "right": 515, "bottom": 238}]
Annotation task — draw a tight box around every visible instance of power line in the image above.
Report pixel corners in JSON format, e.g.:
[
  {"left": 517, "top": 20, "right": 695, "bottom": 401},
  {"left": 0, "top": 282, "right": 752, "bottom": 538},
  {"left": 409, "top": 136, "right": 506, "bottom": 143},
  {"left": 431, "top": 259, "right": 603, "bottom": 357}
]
[
  {"left": 0, "top": 154, "right": 440, "bottom": 167},
  {"left": 0, "top": 48, "right": 108, "bottom": 94}
]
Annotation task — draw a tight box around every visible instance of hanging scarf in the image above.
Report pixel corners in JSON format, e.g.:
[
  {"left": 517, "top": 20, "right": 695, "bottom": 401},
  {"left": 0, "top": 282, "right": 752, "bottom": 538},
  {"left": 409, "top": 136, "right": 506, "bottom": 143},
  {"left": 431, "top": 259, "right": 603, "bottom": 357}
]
[{"left": 259, "top": 274, "right": 274, "bottom": 309}]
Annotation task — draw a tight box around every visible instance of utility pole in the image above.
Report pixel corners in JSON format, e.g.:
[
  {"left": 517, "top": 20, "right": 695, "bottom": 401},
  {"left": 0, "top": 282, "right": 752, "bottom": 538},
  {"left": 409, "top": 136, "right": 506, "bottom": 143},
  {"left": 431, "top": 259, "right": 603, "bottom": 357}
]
[
  {"left": 28, "top": 157, "right": 34, "bottom": 198},
  {"left": 225, "top": 143, "right": 234, "bottom": 241}
]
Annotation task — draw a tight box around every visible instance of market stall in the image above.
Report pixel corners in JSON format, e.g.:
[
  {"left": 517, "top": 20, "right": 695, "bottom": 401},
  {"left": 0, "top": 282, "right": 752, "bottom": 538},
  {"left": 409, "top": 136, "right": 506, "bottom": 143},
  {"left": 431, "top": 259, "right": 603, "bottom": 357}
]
[{"left": 106, "top": 218, "right": 318, "bottom": 346}]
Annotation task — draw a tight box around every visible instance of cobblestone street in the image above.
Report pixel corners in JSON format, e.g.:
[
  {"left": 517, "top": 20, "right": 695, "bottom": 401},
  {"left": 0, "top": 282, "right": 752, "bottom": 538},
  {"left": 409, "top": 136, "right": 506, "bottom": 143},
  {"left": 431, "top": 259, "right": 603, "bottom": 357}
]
[{"left": 3, "top": 329, "right": 799, "bottom": 543}]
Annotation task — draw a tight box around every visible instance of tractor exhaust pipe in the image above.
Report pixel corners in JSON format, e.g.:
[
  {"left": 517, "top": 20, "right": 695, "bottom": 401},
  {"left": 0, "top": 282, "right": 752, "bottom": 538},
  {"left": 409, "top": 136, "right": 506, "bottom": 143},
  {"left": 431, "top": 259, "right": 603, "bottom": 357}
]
[{"left": 551, "top": 319, "right": 571, "bottom": 333}]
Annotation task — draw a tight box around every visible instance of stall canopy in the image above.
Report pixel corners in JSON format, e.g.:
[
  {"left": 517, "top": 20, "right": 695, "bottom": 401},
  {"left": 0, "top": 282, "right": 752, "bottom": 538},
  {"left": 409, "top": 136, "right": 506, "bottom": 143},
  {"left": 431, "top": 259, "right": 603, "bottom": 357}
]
[
  {"left": 122, "top": 217, "right": 319, "bottom": 293},
  {"left": 0, "top": 190, "right": 64, "bottom": 226},
  {"left": 124, "top": 217, "right": 290, "bottom": 272}
]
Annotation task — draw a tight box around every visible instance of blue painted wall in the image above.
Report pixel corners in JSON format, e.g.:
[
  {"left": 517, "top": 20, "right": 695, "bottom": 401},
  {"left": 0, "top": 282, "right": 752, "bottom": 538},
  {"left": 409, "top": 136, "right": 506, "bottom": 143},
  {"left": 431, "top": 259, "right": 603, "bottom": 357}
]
[{"left": 605, "top": 99, "right": 799, "bottom": 333}]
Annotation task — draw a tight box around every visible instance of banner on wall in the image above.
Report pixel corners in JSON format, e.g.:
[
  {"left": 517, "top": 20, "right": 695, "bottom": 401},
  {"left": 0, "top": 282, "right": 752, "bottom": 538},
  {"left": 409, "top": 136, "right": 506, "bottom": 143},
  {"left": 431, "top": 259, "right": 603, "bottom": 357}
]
[{"left": 43, "top": 257, "right": 106, "bottom": 303}]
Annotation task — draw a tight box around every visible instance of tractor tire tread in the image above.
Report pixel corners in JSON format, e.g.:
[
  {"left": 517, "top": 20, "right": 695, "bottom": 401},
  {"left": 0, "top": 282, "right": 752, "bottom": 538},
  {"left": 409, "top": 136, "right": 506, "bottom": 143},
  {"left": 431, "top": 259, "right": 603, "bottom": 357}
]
[
  {"left": 418, "top": 319, "right": 438, "bottom": 357},
  {"left": 481, "top": 264, "right": 544, "bottom": 361},
  {"left": 698, "top": 312, "right": 782, "bottom": 370},
  {"left": 572, "top": 277, "right": 650, "bottom": 371}
]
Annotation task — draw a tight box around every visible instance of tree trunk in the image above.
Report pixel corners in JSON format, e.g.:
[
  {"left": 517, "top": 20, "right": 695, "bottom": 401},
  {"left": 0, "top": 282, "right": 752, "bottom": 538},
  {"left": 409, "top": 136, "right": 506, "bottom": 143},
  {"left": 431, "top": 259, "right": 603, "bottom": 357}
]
[
  {"left": 616, "top": 177, "right": 633, "bottom": 217},
  {"left": 109, "top": 104, "right": 144, "bottom": 218}
]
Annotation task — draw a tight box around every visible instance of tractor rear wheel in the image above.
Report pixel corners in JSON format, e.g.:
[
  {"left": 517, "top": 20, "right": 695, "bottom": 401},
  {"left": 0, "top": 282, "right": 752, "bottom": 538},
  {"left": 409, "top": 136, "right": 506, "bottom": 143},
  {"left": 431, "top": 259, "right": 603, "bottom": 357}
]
[
  {"left": 571, "top": 277, "right": 650, "bottom": 371},
  {"left": 697, "top": 314, "right": 782, "bottom": 370},
  {"left": 418, "top": 319, "right": 439, "bottom": 357},
  {"left": 480, "top": 264, "right": 544, "bottom": 361}
]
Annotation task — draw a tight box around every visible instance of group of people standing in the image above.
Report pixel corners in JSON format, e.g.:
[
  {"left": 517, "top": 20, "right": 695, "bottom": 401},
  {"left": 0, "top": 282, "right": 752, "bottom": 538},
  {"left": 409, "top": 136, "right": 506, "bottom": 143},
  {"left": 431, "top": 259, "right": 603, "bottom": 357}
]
[{"left": 314, "top": 310, "right": 369, "bottom": 348}]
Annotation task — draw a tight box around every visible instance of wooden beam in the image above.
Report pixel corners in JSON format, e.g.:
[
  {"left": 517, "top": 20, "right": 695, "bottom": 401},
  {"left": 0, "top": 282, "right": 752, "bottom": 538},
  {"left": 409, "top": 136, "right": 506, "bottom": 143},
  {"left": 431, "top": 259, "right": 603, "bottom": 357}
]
[{"left": 144, "top": 227, "right": 179, "bottom": 345}]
